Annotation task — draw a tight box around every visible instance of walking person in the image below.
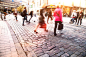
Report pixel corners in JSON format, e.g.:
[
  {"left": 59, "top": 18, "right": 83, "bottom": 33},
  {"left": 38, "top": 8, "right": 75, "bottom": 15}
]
[
  {"left": 3, "top": 7, "right": 8, "bottom": 20},
  {"left": 28, "top": 11, "right": 33, "bottom": 23},
  {"left": 22, "top": 7, "right": 28, "bottom": 26},
  {"left": 34, "top": 4, "right": 48, "bottom": 33},
  {"left": 14, "top": 8, "right": 18, "bottom": 21},
  {"left": 53, "top": 5, "right": 63, "bottom": 36},
  {"left": 76, "top": 10, "right": 79, "bottom": 25},
  {"left": 47, "top": 9, "right": 53, "bottom": 24},
  {"left": 77, "top": 10, "right": 84, "bottom": 26}
]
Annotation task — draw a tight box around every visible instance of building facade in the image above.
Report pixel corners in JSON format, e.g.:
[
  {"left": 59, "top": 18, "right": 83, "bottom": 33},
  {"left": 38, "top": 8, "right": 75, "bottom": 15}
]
[{"left": 0, "top": 0, "right": 22, "bottom": 11}]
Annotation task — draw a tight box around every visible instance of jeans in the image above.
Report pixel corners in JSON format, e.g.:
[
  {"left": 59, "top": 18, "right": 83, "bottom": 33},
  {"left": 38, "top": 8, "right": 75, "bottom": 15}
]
[{"left": 22, "top": 16, "right": 27, "bottom": 25}]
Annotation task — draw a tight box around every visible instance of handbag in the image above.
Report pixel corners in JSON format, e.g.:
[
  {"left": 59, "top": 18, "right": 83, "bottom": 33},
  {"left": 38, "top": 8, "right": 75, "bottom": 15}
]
[{"left": 58, "top": 23, "right": 63, "bottom": 30}]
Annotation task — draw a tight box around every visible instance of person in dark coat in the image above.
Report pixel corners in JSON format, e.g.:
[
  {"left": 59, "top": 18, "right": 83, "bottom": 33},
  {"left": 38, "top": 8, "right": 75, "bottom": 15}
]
[
  {"left": 77, "top": 10, "right": 84, "bottom": 26},
  {"left": 76, "top": 10, "right": 79, "bottom": 24},
  {"left": 28, "top": 11, "right": 33, "bottom": 23},
  {"left": 22, "top": 7, "right": 27, "bottom": 26},
  {"left": 47, "top": 9, "right": 53, "bottom": 24},
  {"left": 3, "top": 7, "right": 8, "bottom": 19},
  {"left": 14, "top": 8, "right": 18, "bottom": 21}
]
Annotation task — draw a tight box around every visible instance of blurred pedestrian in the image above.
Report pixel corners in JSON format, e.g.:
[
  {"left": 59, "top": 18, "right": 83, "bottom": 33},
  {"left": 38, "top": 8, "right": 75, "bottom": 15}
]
[
  {"left": 47, "top": 9, "right": 53, "bottom": 24},
  {"left": 34, "top": 3, "right": 48, "bottom": 33},
  {"left": 28, "top": 11, "right": 33, "bottom": 23},
  {"left": 71, "top": 10, "right": 77, "bottom": 23},
  {"left": 1, "top": 12, "right": 3, "bottom": 20},
  {"left": 14, "top": 8, "right": 18, "bottom": 21},
  {"left": 76, "top": 10, "right": 79, "bottom": 25},
  {"left": 22, "top": 7, "right": 28, "bottom": 26},
  {"left": 53, "top": 5, "right": 63, "bottom": 36},
  {"left": 77, "top": 10, "right": 84, "bottom": 26},
  {"left": 3, "top": 7, "right": 8, "bottom": 20}
]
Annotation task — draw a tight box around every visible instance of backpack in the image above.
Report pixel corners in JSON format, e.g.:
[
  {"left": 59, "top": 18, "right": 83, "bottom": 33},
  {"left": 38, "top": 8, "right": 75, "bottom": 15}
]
[
  {"left": 21, "top": 12, "right": 25, "bottom": 17},
  {"left": 21, "top": 9, "right": 26, "bottom": 17}
]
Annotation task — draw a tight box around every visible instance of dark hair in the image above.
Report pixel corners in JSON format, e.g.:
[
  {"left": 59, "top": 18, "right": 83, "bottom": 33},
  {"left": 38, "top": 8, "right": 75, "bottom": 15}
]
[{"left": 57, "top": 6, "right": 59, "bottom": 8}]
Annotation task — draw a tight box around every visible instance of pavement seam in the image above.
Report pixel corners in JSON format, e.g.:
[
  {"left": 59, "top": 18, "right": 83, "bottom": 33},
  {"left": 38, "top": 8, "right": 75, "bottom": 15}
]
[{"left": 5, "top": 21, "right": 27, "bottom": 57}]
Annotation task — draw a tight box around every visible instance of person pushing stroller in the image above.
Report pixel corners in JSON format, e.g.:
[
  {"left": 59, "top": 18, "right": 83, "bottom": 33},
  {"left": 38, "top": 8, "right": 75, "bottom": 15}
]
[{"left": 71, "top": 10, "right": 77, "bottom": 23}]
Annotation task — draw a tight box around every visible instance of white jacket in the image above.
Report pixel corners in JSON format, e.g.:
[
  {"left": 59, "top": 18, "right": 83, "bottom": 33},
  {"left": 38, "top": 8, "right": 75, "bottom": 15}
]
[{"left": 71, "top": 12, "right": 77, "bottom": 18}]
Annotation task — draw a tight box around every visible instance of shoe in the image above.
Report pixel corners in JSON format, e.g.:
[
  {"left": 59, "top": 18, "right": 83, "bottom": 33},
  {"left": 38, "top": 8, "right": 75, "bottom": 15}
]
[
  {"left": 26, "top": 21, "right": 28, "bottom": 22},
  {"left": 54, "top": 34, "right": 57, "bottom": 36},
  {"left": 60, "top": 33, "right": 63, "bottom": 34},
  {"left": 22, "top": 24, "right": 25, "bottom": 26},
  {"left": 28, "top": 21, "right": 30, "bottom": 23},
  {"left": 34, "top": 30, "right": 38, "bottom": 33},
  {"left": 45, "top": 30, "right": 48, "bottom": 32},
  {"left": 16, "top": 20, "right": 18, "bottom": 21}
]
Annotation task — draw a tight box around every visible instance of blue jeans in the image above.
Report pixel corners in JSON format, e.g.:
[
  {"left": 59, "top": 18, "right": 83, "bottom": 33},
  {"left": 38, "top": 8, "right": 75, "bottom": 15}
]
[
  {"left": 72, "top": 18, "right": 75, "bottom": 23},
  {"left": 22, "top": 16, "right": 27, "bottom": 25}
]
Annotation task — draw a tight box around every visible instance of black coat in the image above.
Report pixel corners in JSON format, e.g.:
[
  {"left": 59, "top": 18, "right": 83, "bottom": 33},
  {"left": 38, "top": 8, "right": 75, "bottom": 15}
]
[{"left": 23, "top": 9, "right": 27, "bottom": 17}]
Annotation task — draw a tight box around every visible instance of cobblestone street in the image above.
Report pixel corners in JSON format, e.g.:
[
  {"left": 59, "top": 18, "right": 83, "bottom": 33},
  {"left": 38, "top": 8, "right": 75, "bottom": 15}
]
[{"left": 0, "top": 14, "right": 86, "bottom": 57}]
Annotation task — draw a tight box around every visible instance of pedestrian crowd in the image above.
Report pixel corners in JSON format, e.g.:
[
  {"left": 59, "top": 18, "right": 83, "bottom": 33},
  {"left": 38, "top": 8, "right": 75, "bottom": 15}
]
[
  {"left": 0, "top": 4, "right": 84, "bottom": 36},
  {"left": 70, "top": 9, "right": 84, "bottom": 26}
]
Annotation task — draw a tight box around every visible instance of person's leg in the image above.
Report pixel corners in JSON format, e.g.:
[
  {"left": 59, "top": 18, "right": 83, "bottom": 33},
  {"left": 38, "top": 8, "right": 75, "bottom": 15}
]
[
  {"left": 25, "top": 16, "right": 28, "bottom": 22},
  {"left": 50, "top": 16, "right": 53, "bottom": 20},
  {"left": 4, "top": 13, "right": 6, "bottom": 19},
  {"left": 76, "top": 18, "right": 77, "bottom": 25},
  {"left": 80, "top": 19, "right": 82, "bottom": 25},
  {"left": 29, "top": 16, "right": 32, "bottom": 23},
  {"left": 44, "top": 23, "right": 48, "bottom": 32},
  {"left": 54, "top": 21, "right": 57, "bottom": 36},
  {"left": 77, "top": 19, "right": 79, "bottom": 25},
  {"left": 47, "top": 16, "right": 49, "bottom": 23},
  {"left": 34, "top": 23, "right": 40, "bottom": 33},
  {"left": 15, "top": 15, "right": 17, "bottom": 21},
  {"left": 22, "top": 17, "right": 25, "bottom": 26}
]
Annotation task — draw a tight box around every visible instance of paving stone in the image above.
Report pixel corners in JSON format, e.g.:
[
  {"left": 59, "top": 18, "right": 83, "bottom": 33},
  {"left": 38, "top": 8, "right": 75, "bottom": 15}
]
[
  {"left": 39, "top": 54, "right": 49, "bottom": 57},
  {"left": 63, "top": 45, "right": 70, "bottom": 49},
  {"left": 34, "top": 48, "right": 42, "bottom": 52},
  {"left": 70, "top": 54, "right": 77, "bottom": 57},
  {"left": 75, "top": 51, "right": 80, "bottom": 55},
  {"left": 53, "top": 49, "right": 60, "bottom": 54},
  {"left": 51, "top": 55, "right": 58, "bottom": 57},
  {"left": 47, "top": 45, "right": 56, "bottom": 51},
  {"left": 56, "top": 51, "right": 65, "bottom": 57},
  {"left": 67, "top": 51, "right": 74, "bottom": 56},
  {"left": 61, "top": 53, "right": 70, "bottom": 57},
  {"left": 80, "top": 52, "right": 86, "bottom": 57},
  {"left": 36, "top": 53, "right": 44, "bottom": 57},
  {"left": 42, "top": 45, "right": 48, "bottom": 49},
  {"left": 35, "top": 50, "right": 43, "bottom": 54},
  {"left": 47, "top": 51, "right": 55, "bottom": 56},
  {"left": 59, "top": 47, "right": 64, "bottom": 51}
]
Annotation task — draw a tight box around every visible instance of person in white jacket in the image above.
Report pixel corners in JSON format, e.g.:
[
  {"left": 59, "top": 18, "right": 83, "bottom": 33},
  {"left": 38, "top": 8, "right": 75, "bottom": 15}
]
[{"left": 71, "top": 10, "right": 77, "bottom": 23}]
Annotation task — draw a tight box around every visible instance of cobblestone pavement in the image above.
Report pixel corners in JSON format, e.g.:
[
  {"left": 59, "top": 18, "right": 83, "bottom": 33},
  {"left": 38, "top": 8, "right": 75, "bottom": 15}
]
[
  {"left": 0, "top": 21, "right": 19, "bottom": 57},
  {"left": 2, "top": 14, "right": 86, "bottom": 57}
]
